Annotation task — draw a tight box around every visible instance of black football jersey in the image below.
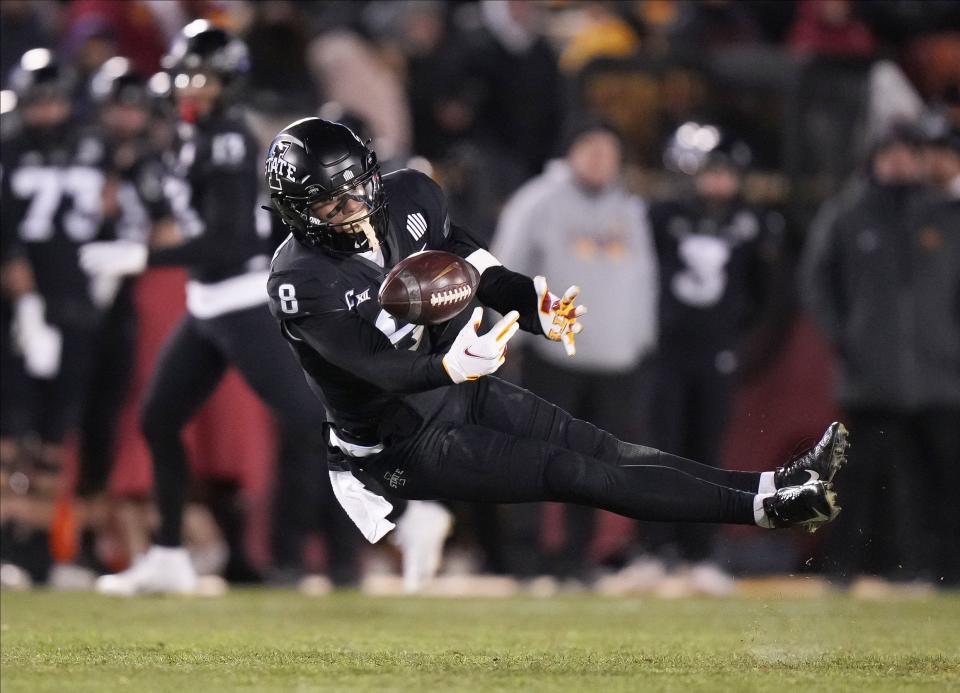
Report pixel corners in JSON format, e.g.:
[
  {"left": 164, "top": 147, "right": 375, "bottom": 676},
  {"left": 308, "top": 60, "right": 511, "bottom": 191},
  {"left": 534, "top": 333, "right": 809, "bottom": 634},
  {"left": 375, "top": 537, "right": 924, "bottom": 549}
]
[
  {"left": 99, "top": 135, "right": 173, "bottom": 242},
  {"left": 147, "top": 107, "right": 270, "bottom": 283},
  {"left": 1, "top": 125, "right": 108, "bottom": 324},
  {"left": 649, "top": 198, "right": 778, "bottom": 349},
  {"left": 267, "top": 168, "right": 486, "bottom": 442}
]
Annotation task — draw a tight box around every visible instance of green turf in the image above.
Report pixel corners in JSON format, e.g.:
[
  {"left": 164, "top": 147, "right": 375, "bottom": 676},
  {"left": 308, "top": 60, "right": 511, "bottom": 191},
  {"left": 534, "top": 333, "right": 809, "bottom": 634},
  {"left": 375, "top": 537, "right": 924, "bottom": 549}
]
[{"left": 2, "top": 590, "right": 958, "bottom": 692}]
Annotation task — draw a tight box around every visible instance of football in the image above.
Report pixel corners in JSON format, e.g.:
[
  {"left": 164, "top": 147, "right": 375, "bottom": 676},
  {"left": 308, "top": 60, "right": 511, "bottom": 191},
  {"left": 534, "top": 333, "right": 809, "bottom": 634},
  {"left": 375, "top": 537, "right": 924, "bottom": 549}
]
[{"left": 378, "top": 250, "right": 481, "bottom": 325}]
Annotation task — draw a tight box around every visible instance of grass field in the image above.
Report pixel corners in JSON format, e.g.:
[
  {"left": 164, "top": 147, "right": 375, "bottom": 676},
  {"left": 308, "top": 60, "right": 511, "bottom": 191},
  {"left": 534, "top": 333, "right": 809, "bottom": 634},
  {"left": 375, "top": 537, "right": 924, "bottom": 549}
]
[{"left": 2, "top": 590, "right": 958, "bottom": 692}]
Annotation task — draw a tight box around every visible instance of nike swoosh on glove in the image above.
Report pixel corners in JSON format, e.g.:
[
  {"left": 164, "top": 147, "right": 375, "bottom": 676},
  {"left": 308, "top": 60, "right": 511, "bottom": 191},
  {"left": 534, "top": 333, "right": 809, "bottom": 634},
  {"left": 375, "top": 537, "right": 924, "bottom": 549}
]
[
  {"left": 442, "top": 307, "right": 520, "bottom": 384},
  {"left": 534, "top": 276, "right": 587, "bottom": 356},
  {"left": 79, "top": 240, "right": 148, "bottom": 277}
]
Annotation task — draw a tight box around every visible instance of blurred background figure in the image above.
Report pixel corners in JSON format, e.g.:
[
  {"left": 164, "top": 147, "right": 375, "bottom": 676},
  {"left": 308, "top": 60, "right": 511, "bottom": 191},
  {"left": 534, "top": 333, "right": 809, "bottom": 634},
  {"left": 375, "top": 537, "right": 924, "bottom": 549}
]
[
  {"left": 492, "top": 117, "right": 658, "bottom": 587},
  {"left": 921, "top": 119, "right": 960, "bottom": 198},
  {"left": 1, "top": 49, "right": 108, "bottom": 586},
  {"left": 643, "top": 124, "right": 782, "bottom": 593},
  {"left": 801, "top": 123, "right": 960, "bottom": 592},
  {"left": 82, "top": 21, "right": 354, "bottom": 596},
  {"left": 65, "top": 57, "right": 175, "bottom": 587},
  {"left": 787, "top": 0, "right": 876, "bottom": 58}
]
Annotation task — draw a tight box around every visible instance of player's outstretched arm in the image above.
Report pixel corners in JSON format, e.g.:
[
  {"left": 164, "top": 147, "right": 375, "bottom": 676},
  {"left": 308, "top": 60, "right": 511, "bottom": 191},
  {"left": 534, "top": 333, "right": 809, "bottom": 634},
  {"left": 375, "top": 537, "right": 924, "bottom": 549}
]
[
  {"left": 288, "top": 310, "right": 452, "bottom": 394},
  {"left": 446, "top": 224, "right": 587, "bottom": 356}
]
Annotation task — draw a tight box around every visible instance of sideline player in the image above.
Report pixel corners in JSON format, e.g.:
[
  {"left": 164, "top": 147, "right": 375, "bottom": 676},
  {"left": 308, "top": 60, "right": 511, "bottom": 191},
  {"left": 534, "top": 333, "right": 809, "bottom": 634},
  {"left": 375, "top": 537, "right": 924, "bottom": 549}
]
[
  {"left": 262, "top": 117, "right": 848, "bottom": 548},
  {"left": 1, "top": 50, "right": 108, "bottom": 584}
]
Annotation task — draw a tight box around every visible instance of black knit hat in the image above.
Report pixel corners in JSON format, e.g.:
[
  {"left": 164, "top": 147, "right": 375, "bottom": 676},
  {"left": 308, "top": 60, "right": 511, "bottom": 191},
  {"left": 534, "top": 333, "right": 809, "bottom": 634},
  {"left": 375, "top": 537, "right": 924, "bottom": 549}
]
[{"left": 560, "top": 115, "right": 624, "bottom": 154}]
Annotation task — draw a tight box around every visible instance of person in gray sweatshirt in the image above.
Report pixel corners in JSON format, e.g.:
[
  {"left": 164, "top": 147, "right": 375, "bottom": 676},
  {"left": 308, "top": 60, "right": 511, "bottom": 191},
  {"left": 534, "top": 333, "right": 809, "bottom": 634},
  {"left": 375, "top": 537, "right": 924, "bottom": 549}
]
[{"left": 491, "top": 117, "right": 659, "bottom": 584}]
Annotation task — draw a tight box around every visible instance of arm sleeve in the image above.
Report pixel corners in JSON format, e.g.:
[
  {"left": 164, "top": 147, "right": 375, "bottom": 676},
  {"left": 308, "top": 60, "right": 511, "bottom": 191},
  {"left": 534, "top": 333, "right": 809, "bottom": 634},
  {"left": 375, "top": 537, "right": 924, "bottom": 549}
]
[
  {"left": 147, "top": 130, "right": 259, "bottom": 269},
  {"left": 799, "top": 198, "right": 845, "bottom": 347},
  {"left": 288, "top": 310, "right": 452, "bottom": 393},
  {"left": 476, "top": 265, "right": 542, "bottom": 335},
  {"left": 147, "top": 166, "right": 257, "bottom": 267}
]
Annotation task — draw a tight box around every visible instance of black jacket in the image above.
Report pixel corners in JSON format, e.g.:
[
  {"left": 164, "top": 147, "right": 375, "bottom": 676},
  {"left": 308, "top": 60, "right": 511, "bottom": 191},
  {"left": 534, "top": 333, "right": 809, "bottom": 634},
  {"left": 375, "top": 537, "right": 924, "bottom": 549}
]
[{"left": 801, "top": 180, "right": 960, "bottom": 409}]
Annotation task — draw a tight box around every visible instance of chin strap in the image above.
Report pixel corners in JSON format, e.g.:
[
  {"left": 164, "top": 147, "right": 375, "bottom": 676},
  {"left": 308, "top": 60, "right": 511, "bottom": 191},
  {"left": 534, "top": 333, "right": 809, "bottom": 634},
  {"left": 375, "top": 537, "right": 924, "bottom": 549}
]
[{"left": 353, "top": 218, "right": 380, "bottom": 253}]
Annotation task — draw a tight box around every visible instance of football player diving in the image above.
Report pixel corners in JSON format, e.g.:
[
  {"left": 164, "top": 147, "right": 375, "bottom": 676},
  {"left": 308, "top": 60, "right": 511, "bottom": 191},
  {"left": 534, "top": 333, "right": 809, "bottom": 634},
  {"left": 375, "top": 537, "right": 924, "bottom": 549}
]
[{"left": 263, "top": 117, "right": 849, "bottom": 550}]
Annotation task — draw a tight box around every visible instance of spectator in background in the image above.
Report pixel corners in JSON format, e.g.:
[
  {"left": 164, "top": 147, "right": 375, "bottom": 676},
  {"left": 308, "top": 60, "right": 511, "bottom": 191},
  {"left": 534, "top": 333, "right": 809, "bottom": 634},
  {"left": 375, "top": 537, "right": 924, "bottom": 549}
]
[
  {"left": 921, "top": 120, "right": 960, "bottom": 198},
  {"left": 60, "top": 0, "right": 168, "bottom": 123},
  {"left": 801, "top": 124, "right": 960, "bottom": 590},
  {"left": 0, "top": 1, "right": 56, "bottom": 88},
  {"left": 463, "top": 0, "right": 563, "bottom": 180},
  {"left": 645, "top": 124, "right": 781, "bottom": 594},
  {"left": 558, "top": 2, "right": 642, "bottom": 75},
  {"left": 372, "top": 0, "right": 461, "bottom": 163},
  {"left": 243, "top": 1, "right": 315, "bottom": 115},
  {"left": 492, "top": 117, "right": 659, "bottom": 585},
  {"left": 787, "top": 0, "right": 876, "bottom": 58},
  {"left": 307, "top": 19, "right": 412, "bottom": 165},
  {"left": 666, "top": 0, "right": 763, "bottom": 54}
]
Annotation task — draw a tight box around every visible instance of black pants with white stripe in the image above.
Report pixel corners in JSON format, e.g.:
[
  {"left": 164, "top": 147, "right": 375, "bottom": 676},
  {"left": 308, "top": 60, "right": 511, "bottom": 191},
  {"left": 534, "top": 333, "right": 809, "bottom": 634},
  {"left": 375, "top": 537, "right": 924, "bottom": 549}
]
[{"left": 353, "top": 377, "right": 761, "bottom": 525}]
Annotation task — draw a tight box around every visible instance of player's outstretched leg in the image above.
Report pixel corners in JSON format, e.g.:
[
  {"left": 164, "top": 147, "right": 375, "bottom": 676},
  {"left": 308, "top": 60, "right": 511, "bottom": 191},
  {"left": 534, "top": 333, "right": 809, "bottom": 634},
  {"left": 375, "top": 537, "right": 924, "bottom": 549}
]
[
  {"left": 391, "top": 422, "right": 842, "bottom": 532},
  {"left": 471, "top": 378, "right": 850, "bottom": 496}
]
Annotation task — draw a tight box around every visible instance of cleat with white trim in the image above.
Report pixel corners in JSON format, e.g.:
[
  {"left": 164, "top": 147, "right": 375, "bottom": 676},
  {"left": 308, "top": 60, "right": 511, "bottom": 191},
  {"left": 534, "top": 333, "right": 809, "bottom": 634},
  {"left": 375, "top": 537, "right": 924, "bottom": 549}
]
[
  {"left": 775, "top": 422, "right": 849, "bottom": 488},
  {"left": 763, "top": 481, "right": 841, "bottom": 532}
]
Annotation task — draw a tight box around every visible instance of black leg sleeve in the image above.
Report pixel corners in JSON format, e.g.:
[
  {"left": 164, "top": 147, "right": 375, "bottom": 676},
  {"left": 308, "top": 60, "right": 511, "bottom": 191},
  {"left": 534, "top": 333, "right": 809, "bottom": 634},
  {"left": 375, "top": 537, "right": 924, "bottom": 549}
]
[
  {"left": 385, "top": 423, "right": 758, "bottom": 525},
  {"left": 141, "top": 316, "right": 227, "bottom": 547},
  {"left": 470, "top": 377, "right": 761, "bottom": 493},
  {"left": 76, "top": 292, "right": 137, "bottom": 498}
]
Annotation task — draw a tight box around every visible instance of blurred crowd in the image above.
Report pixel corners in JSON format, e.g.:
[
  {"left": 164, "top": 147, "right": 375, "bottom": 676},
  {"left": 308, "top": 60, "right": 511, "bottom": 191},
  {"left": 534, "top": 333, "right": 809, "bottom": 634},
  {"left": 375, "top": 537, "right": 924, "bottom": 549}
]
[{"left": 1, "top": 0, "right": 958, "bottom": 597}]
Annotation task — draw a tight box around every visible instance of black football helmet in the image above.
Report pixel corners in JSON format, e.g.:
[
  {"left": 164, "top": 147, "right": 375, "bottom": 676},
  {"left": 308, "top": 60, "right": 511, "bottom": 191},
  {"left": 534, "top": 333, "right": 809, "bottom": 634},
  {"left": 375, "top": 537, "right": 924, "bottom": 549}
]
[
  {"left": 9, "top": 48, "right": 73, "bottom": 104},
  {"left": 663, "top": 121, "right": 752, "bottom": 175},
  {"left": 161, "top": 20, "right": 249, "bottom": 85},
  {"left": 266, "top": 117, "right": 387, "bottom": 254},
  {"left": 90, "top": 57, "right": 150, "bottom": 107}
]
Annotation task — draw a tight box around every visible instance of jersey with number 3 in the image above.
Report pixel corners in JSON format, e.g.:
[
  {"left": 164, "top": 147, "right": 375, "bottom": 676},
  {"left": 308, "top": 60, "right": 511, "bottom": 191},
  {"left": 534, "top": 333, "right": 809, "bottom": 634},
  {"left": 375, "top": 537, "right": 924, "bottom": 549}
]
[{"left": 1, "top": 127, "right": 107, "bottom": 322}]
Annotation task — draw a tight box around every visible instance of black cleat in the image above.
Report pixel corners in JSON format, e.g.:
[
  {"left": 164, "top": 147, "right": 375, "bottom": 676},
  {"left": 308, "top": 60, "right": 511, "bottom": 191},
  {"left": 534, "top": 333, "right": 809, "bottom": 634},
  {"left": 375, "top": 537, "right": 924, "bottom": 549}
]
[
  {"left": 762, "top": 481, "right": 841, "bottom": 533},
  {"left": 775, "top": 422, "right": 849, "bottom": 488}
]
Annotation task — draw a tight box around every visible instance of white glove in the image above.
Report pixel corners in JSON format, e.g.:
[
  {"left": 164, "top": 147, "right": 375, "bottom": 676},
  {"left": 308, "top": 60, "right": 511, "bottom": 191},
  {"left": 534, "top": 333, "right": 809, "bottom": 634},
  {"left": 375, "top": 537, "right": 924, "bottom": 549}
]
[
  {"left": 89, "top": 273, "right": 121, "bottom": 309},
  {"left": 533, "top": 276, "right": 587, "bottom": 357},
  {"left": 79, "top": 240, "right": 148, "bottom": 277},
  {"left": 12, "top": 293, "right": 63, "bottom": 379},
  {"left": 442, "top": 307, "right": 520, "bottom": 384}
]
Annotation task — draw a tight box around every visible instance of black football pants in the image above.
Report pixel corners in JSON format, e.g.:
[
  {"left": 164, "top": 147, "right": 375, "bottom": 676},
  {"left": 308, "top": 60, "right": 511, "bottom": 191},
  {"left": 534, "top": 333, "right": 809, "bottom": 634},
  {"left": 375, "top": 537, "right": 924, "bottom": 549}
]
[
  {"left": 357, "top": 377, "right": 760, "bottom": 525},
  {"left": 141, "top": 305, "right": 326, "bottom": 550}
]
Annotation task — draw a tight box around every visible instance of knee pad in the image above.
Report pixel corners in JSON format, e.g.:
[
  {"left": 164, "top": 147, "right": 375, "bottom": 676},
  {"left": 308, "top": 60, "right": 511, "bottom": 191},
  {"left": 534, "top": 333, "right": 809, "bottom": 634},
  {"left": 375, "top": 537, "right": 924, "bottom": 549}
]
[
  {"left": 562, "top": 418, "right": 606, "bottom": 457},
  {"left": 541, "top": 448, "right": 591, "bottom": 500}
]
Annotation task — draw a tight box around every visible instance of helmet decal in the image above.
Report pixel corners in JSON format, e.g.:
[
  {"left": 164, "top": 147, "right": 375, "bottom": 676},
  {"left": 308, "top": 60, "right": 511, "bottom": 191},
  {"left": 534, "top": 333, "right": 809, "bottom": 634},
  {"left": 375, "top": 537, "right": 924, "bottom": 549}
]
[{"left": 266, "top": 140, "right": 298, "bottom": 192}]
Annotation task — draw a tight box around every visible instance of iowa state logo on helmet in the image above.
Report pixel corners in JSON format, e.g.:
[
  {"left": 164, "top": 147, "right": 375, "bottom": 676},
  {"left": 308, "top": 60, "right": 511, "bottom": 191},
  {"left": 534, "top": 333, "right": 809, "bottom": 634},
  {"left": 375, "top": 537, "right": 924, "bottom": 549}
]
[{"left": 265, "top": 139, "right": 299, "bottom": 192}]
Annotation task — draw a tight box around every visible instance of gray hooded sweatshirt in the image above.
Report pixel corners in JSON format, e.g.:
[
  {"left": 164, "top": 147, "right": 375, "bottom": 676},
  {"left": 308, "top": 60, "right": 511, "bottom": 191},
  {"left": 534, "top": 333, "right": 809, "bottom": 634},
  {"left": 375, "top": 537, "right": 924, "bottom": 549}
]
[{"left": 492, "top": 160, "right": 658, "bottom": 372}]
